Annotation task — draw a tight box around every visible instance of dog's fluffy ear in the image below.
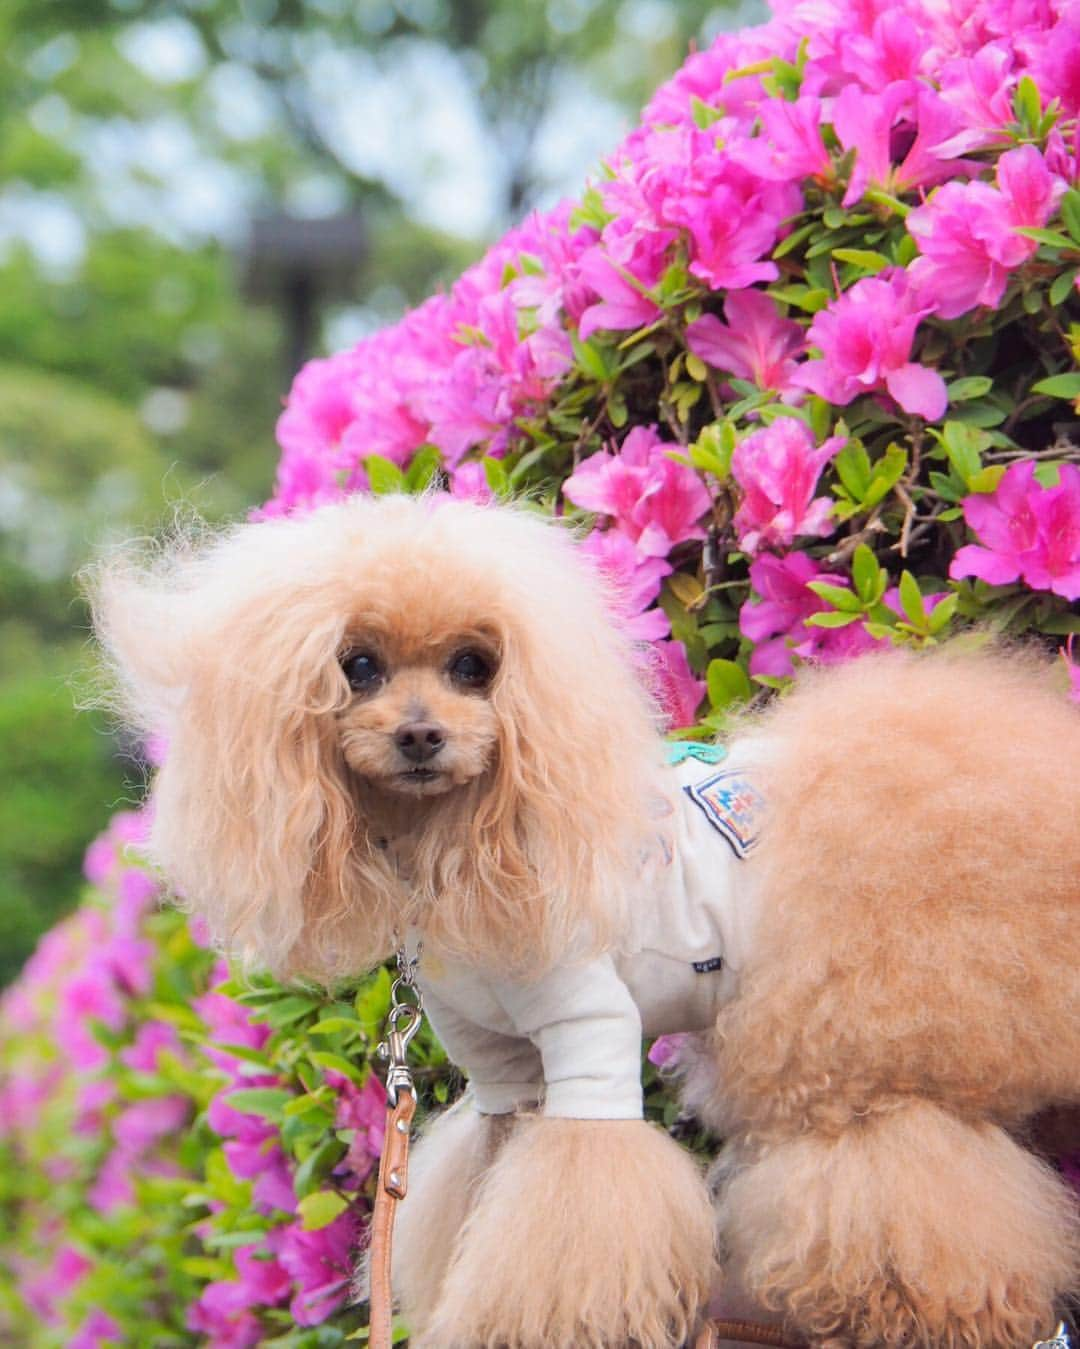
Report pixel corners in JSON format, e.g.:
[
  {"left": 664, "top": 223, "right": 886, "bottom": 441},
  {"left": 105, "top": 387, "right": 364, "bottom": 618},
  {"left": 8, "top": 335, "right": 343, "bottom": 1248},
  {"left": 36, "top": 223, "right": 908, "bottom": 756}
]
[
  {"left": 85, "top": 516, "right": 399, "bottom": 981},
  {"left": 410, "top": 506, "right": 665, "bottom": 974}
]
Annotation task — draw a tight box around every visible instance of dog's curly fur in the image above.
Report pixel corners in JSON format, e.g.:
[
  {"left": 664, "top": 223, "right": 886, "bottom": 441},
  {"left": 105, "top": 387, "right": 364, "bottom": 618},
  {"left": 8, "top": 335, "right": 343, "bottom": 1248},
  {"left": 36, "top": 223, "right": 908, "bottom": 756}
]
[{"left": 87, "top": 494, "right": 1080, "bottom": 1348}]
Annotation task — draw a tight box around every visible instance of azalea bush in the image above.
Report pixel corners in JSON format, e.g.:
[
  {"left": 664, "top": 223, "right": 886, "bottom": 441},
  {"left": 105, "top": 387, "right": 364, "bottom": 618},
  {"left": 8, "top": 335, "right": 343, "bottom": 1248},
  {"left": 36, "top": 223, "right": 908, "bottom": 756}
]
[{"left": 5, "top": 0, "right": 1080, "bottom": 1343}]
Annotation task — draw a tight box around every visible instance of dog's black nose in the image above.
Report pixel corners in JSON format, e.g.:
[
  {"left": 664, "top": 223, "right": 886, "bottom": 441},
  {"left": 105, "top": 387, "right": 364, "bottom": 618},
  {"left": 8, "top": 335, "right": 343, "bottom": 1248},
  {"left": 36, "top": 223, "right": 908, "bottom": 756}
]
[{"left": 395, "top": 721, "right": 446, "bottom": 763}]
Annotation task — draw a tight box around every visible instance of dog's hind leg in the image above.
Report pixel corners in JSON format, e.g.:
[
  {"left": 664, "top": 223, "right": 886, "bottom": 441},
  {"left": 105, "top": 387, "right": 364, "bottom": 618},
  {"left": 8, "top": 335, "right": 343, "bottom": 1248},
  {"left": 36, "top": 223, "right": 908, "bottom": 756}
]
[{"left": 715, "top": 1100, "right": 1080, "bottom": 1348}]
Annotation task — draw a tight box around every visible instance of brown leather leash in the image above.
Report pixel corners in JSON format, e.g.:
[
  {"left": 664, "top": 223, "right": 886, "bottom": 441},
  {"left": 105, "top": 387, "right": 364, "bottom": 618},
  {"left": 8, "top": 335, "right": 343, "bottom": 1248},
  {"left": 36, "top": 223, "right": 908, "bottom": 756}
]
[
  {"left": 695, "top": 1318, "right": 805, "bottom": 1347},
  {"left": 368, "top": 1086, "right": 416, "bottom": 1349}
]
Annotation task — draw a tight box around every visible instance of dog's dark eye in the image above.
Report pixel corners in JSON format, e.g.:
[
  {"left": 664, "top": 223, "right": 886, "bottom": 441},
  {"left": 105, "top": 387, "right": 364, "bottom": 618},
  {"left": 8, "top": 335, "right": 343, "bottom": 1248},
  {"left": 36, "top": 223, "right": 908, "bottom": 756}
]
[
  {"left": 341, "top": 650, "right": 384, "bottom": 693},
  {"left": 448, "top": 649, "right": 495, "bottom": 690}
]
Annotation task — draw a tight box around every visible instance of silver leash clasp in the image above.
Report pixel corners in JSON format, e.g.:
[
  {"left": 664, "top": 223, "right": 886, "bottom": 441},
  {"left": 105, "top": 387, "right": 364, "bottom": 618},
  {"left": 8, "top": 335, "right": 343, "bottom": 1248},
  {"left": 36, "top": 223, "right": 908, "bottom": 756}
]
[{"left": 377, "top": 944, "right": 424, "bottom": 1106}]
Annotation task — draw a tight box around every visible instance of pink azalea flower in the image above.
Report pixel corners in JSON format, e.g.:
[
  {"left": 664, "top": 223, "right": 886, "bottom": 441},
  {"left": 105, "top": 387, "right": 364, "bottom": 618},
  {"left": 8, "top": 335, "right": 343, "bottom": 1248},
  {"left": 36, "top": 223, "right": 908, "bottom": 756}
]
[
  {"left": 739, "top": 552, "right": 830, "bottom": 677},
  {"left": 88, "top": 1147, "right": 135, "bottom": 1213},
  {"left": 1027, "top": 9, "right": 1080, "bottom": 116},
  {"left": 833, "top": 83, "right": 969, "bottom": 208},
  {"left": 83, "top": 836, "right": 116, "bottom": 887},
  {"left": 649, "top": 640, "right": 705, "bottom": 729},
  {"left": 908, "top": 145, "right": 1064, "bottom": 319},
  {"left": 739, "top": 552, "right": 884, "bottom": 676},
  {"left": 278, "top": 1211, "right": 358, "bottom": 1326},
  {"left": 563, "top": 426, "right": 711, "bottom": 559},
  {"left": 189, "top": 1242, "right": 290, "bottom": 1346},
  {"left": 448, "top": 460, "right": 495, "bottom": 505},
  {"left": 69, "top": 1309, "right": 123, "bottom": 1349},
  {"left": 731, "top": 420, "right": 843, "bottom": 555},
  {"left": 577, "top": 243, "right": 662, "bottom": 339},
  {"left": 731, "top": 95, "right": 834, "bottom": 185},
  {"left": 685, "top": 291, "right": 804, "bottom": 398},
  {"left": 936, "top": 44, "right": 1017, "bottom": 151},
  {"left": 114, "top": 868, "right": 159, "bottom": 937},
  {"left": 99, "top": 935, "right": 155, "bottom": 998},
  {"left": 276, "top": 355, "right": 358, "bottom": 468},
  {"left": 186, "top": 1297, "right": 264, "bottom": 1349},
  {"left": 74, "top": 1078, "right": 116, "bottom": 1136},
  {"left": 794, "top": 269, "right": 947, "bottom": 420},
  {"left": 328, "top": 1071, "right": 387, "bottom": 1179},
  {"left": 580, "top": 528, "right": 672, "bottom": 643},
  {"left": 661, "top": 135, "right": 802, "bottom": 291},
  {"left": 951, "top": 461, "right": 1080, "bottom": 600},
  {"left": 838, "top": 9, "right": 935, "bottom": 90},
  {"left": 647, "top": 1033, "right": 688, "bottom": 1069},
  {"left": 112, "top": 1095, "right": 189, "bottom": 1152}
]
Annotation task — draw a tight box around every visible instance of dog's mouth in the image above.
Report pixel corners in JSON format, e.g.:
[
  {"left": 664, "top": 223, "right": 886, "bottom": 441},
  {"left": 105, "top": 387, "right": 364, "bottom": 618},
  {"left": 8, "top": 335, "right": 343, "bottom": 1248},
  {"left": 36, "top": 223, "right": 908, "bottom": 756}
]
[
  {"left": 390, "top": 765, "right": 456, "bottom": 795},
  {"left": 399, "top": 767, "right": 439, "bottom": 783}
]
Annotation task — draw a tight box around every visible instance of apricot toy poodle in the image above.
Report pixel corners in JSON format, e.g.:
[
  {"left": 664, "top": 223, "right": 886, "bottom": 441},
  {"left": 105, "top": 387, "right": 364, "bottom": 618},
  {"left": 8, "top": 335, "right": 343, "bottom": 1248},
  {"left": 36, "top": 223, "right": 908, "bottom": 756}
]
[{"left": 88, "top": 493, "right": 1080, "bottom": 1348}]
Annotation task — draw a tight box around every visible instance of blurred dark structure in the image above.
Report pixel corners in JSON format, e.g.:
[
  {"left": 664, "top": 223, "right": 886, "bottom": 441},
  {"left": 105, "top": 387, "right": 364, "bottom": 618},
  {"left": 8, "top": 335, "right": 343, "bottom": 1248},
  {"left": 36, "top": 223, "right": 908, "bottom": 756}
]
[{"left": 242, "top": 213, "right": 367, "bottom": 379}]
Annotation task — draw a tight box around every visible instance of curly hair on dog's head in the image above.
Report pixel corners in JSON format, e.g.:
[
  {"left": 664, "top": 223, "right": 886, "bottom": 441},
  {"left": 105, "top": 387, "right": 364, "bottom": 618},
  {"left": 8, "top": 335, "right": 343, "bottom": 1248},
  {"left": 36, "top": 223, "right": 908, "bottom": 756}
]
[{"left": 86, "top": 494, "right": 663, "bottom": 983}]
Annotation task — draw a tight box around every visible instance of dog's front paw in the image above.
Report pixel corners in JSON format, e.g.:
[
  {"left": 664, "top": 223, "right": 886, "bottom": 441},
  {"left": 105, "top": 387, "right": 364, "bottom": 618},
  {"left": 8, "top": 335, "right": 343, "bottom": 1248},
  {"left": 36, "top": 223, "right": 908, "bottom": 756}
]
[{"left": 419, "top": 1116, "right": 714, "bottom": 1348}]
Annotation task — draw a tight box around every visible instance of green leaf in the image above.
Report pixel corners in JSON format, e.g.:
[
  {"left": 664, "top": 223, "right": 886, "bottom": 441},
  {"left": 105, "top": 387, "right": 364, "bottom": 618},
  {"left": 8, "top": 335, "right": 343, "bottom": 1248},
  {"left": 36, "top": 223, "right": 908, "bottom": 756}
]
[
  {"left": 1013, "top": 226, "right": 1074, "bottom": 251},
  {"left": 685, "top": 352, "right": 708, "bottom": 382},
  {"left": 938, "top": 421, "right": 988, "bottom": 487},
  {"left": 852, "top": 544, "right": 886, "bottom": 605},
  {"left": 260, "top": 994, "right": 321, "bottom": 1028},
  {"left": 928, "top": 592, "right": 959, "bottom": 635},
  {"left": 690, "top": 96, "right": 725, "bottom": 129},
  {"left": 404, "top": 444, "right": 442, "bottom": 493},
  {"left": 768, "top": 283, "right": 830, "bottom": 313},
  {"left": 298, "top": 1190, "right": 349, "bottom": 1232},
  {"left": 481, "top": 456, "right": 510, "bottom": 496},
  {"left": 1062, "top": 189, "right": 1080, "bottom": 245},
  {"left": 945, "top": 376, "right": 993, "bottom": 402},
  {"left": 805, "top": 610, "right": 862, "bottom": 628},
  {"left": 222, "top": 1088, "right": 293, "bottom": 1122},
  {"left": 309, "top": 1017, "right": 362, "bottom": 1037},
  {"left": 1049, "top": 267, "right": 1079, "bottom": 308},
  {"left": 833, "top": 438, "right": 872, "bottom": 501},
  {"left": 706, "top": 659, "right": 752, "bottom": 711},
  {"left": 863, "top": 442, "right": 908, "bottom": 507},
  {"left": 308, "top": 1051, "right": 365, "bottom": 1084},
  {"left": 293, "top": 1138, "right": 349, "bottom": 1200},
  {"left": 365, "top": 455, "right": 406, "bottom": 495},
  {"left": 898, "top": 571, "right": 927, "bottom": 629},
  {"left": 806, "top": 580, "right": 863, "bottom": 612},
  {"left": 967, "top": 464, "right": 1006, "bottom": 494},
  {"left": 570, "top": 334, "right": 612, "bottom": 382},
  {"left": 1032, "top": 372, "right": 1080, "bottom": 399},
  {"left": 1013, "top": 74, "right": 1042, "bottom": 132},
  {"left": 773, "top": 220, "right": 817, "bottom": 259},
  {"left": 832, "top": 248, "right": 889, "bottom": 274}
]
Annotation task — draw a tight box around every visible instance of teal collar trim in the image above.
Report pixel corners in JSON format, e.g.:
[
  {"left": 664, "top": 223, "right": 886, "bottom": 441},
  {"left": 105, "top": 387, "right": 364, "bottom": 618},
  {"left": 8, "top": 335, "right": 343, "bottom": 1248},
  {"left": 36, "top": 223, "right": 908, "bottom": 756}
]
[{"left": 665, "top": 740, "right": 728, "bottom": 766}]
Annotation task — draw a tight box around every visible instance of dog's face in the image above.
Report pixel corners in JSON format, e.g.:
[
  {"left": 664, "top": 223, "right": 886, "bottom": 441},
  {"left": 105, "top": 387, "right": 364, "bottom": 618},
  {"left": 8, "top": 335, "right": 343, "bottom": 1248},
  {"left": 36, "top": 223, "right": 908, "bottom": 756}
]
[{"left": 336, "top": 617, "right": 501, "bottom": 798}]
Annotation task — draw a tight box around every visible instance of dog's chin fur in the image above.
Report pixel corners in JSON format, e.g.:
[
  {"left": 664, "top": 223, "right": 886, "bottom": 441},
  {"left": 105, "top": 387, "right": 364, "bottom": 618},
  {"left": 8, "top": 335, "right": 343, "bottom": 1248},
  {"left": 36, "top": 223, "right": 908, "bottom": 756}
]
[{"left": 357, "top": 768, "right": 478, "bottom": 800}]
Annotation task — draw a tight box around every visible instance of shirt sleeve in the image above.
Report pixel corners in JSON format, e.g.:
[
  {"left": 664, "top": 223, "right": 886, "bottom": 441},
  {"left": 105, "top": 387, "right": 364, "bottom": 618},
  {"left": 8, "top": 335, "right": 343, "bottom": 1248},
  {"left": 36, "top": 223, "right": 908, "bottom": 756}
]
[
  {"left": 489, "top": 955, "right": 644, "bottom": 1120},
  {"left": 420, "top": 982, "right": 544, "bottom": 1115}
]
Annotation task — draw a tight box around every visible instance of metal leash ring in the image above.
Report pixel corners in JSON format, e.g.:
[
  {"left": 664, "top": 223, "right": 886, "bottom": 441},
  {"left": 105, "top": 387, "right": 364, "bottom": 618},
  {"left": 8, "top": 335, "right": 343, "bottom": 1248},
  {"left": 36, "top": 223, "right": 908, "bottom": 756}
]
[{"left": 376, "top": 945, "right": 424, "bottom": 1106}]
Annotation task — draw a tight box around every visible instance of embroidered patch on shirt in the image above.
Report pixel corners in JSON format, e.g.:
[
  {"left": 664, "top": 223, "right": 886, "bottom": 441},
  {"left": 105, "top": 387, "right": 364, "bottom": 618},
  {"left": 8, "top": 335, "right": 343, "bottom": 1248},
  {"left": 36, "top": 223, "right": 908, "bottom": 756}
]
[
  {"left": 692, "top": 955, "right": 724, "bottom": 974},
  {"left": 684, "top": 768, "right": 765, "bottom": 859}
]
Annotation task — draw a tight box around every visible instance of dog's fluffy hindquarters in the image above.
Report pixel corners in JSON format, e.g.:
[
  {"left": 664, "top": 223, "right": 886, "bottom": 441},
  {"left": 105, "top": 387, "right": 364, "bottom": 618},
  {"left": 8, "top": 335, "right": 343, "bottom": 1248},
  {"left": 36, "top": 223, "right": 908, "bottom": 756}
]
[{"left": 87, "top": 494, "right": 1080, "bottom": 1348}]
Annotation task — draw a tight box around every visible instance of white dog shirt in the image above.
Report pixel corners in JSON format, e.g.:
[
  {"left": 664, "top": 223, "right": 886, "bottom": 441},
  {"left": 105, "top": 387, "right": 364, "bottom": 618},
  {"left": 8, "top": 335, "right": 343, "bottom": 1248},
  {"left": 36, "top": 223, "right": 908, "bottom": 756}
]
[{"left": 409, "top": 742, "right": 768, "bottom": 1120}]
